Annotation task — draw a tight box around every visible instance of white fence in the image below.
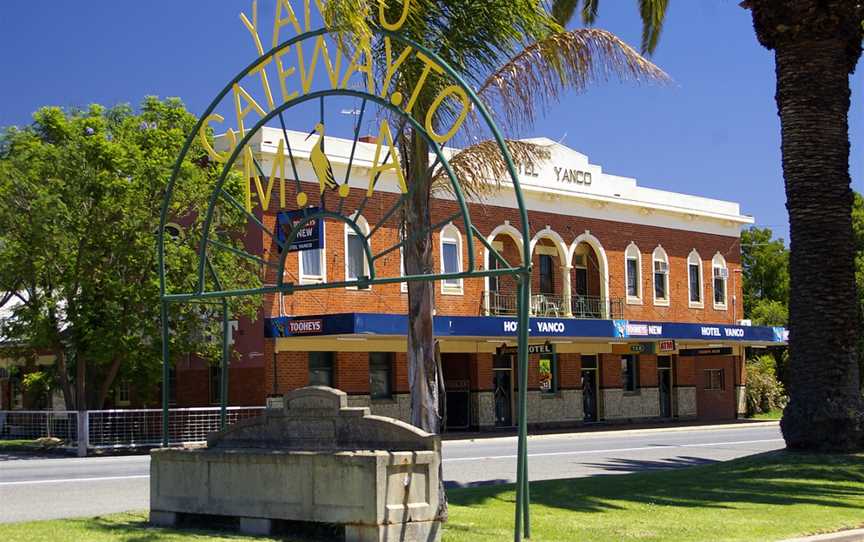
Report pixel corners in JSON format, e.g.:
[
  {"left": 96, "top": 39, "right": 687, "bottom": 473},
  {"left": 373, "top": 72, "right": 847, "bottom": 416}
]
[{"left": 0, "top": 407, "right": 265, "bottom": 453}]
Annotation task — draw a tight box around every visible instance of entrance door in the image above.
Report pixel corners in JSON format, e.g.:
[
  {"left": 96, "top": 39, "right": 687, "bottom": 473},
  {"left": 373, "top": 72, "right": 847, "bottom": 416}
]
[
  {"left": 493, "top": 370, "right": 512, "bottom": 426},
  {"left": 581, "top": 369, "right": 598, "bottom": 421},
  {"left": 580, "top": 355, "right": 599, "bottom": 422},
  {"left": 658, "top": 369, "right": 672, "bottom": 418}
]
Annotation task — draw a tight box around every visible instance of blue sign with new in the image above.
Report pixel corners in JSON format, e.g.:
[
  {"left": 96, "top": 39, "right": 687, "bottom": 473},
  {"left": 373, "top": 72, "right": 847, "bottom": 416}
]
[{"left": 276, "top": 208, "right": 323, "bottom": 252}]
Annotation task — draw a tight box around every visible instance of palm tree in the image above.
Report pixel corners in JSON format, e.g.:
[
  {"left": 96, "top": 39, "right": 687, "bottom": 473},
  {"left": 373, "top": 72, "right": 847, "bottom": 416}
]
[
  {"left": 560, "top": 0, "right": 864, "bottom": 451},
  {"left": 327, "top": 0, "right": 666, "bottom": 517},
  {"left": 743, "top": 1, "right": 864, "bottom": 451}
]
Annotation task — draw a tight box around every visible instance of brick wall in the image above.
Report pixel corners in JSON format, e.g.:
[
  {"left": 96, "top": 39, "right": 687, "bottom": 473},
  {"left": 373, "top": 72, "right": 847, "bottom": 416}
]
[{"left": 255, "top": 180, "right": 743, "bottom": 324}]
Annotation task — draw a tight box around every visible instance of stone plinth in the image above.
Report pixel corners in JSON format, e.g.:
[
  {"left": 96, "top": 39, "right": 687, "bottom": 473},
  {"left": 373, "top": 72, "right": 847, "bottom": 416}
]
[{"left": 150, "top": 386, "right": 441, "bottom": 542}]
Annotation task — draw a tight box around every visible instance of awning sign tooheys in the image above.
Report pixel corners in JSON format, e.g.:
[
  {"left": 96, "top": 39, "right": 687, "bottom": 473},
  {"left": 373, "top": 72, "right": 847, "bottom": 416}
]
[{"left": 276, "top": 208, "right": 322, "bottom": 252}]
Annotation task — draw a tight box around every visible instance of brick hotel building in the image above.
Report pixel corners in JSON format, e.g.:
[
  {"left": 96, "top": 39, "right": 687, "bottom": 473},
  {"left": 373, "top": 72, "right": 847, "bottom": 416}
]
[
  {"left": 2, "top": 127, "right": 786, "bottom": 428},
  {"left": 167, "top": 126, "right": 785, "bottom": 430}
]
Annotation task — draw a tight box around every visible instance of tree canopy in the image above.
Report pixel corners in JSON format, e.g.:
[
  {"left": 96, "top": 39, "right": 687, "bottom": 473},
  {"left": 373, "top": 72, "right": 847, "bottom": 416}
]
[
  {"left": 0, "top": 98, "right": 259, "bottom": 409},
  {"left": 741, "top": 226, "right": 790, "bottom": 326}
]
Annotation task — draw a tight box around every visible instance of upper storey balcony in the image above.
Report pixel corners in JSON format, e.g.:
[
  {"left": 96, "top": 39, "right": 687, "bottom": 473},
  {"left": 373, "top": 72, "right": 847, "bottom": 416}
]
[{"left": 482, "top": 226, "right": 624, "bottom": 320}]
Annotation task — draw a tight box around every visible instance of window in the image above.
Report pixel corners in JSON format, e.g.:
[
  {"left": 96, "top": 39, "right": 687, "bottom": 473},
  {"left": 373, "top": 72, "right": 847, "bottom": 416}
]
[
  {"left": 369, "top": 352, "right": 393, "bottom": 399},
  {"left": 487, "top": 241, "right": 503, "bottom": 293},
  {"left": 621, "top": 355, "right": 639, "bottom": 392},
  {"left": 209, "top": 365, "right": 221, "bottom": 405},
  {"left": 309, "top": 352, "right": 334, "bottom": 387},
  {"left": 539, "top": 254, "right": 555, "bottom": 295},
  {"left": 299, "top": 221, "right": 326, "bottom": 283},
  {"left": 116, "top": 380, "right": 130, "bottom": 406},
  {"left": 573, "top": 252, "right": 588, "bottom": 296},
  {"left": 652, "top": 246, "right": 669, "bottom": 305},
  {"left": 704, "top": 369, "right": 724, "bottom": 391},
  {"left": 345, "top": 215, "right": 369, "bottom": 283},
  {"left": 440, "top": 225, "right": 463, "bottom": 293},
  {"left": 688, "top": 250, "right": 703, "bottom": 307},
  {"left": 625, "top": 243, "right": 641, "bottom": 302},
  {"left": 713, "top": 253, "right": 728, "bottom": 309},
  {"left": 538, "top": 354, "right": 557, "bottom": 394}
]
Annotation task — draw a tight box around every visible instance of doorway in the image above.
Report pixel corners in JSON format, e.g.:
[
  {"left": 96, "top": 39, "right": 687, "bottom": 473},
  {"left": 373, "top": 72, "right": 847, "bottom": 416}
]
[
  {"left": 658, "top": 356, "right": 673, "bottom": 418},
  {"left": 493, "top": 350, "right": 514, "bottom": 427},
  {"left": 581, "top": 355, "right": 599, "bottom": 422}
]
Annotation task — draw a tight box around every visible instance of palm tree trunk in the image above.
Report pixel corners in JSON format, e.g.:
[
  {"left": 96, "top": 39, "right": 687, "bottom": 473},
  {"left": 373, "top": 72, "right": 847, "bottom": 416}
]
[
  {"left": 770, "top": 29, "right": 863, "bottom": 451},
  {"left": 404, "top": 129, "right": 448, "bottom": 520}
]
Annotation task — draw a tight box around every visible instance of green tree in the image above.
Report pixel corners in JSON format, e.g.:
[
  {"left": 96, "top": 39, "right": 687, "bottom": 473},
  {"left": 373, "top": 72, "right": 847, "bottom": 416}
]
[
  {"left": 741, "top": 227, "right": 789, "bottom": 325},
  {"left": 0, "top": 98, "right": 259, "bottom": 410},
  {"left": 562, "top": 0, "right": 864, "bottom": 452}
]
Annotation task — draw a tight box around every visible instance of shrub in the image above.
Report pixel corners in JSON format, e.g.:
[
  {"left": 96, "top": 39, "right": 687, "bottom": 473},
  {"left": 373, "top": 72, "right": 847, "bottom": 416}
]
[{"left": 746, "top": 355, "right": 787, "bottom": 416}]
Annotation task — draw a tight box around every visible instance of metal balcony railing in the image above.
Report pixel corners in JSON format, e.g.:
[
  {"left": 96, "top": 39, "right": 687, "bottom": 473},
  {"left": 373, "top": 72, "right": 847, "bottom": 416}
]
[{"left": 484, "top": 291, "right": 624, "bottom": 320}]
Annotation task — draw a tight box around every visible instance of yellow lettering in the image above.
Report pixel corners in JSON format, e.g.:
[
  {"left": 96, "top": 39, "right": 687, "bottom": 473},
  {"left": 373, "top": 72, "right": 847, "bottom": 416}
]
[
  {"left": 380, "top": 37, "right": 412, "bottom": 99},
  {"left": 298, "top": 35, "right": 343, "bottom": 94},
  {"left": 404, "top": 51, "right": 443, "bottom": 113},
  {"left": 242, "top": 146, "right": 255, "bottom": 212},
  {"left": 367, "top": 119, "right": 406, "bottom": 196},
  {"left": 240, "top": 2, "right": 275, "bottom": 110},
  {"left": 272, "top": 0, "right": 302, "bottom": 46},
  {"left": 274, "top": 47, "right": 299, "bottom": 102},
  {"left": 425, "top": 85, "right": 470, "bottom": 143},
  {"left": 252, "top": 139, "right": 288, "bottom": 211},
  {"left": 233, "top": 83, "right": 267, "bottom": 138},
  {"left": 240, "top": 1, "right": 265, "bottom": 55},
  {"left": 379, "top": 0, "right": 411, "bottom": 31},
  {"left": 198, "top": 114, "right": 236, "bottom": 163},
  {"left": 340, "top": 37, "right": 375, "bottom": 94}
]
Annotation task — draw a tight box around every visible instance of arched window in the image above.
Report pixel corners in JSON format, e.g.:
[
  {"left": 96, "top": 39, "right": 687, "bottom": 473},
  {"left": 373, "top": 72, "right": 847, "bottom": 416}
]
[
  {"left": 440, "top": 224, "right": 463, "bottom": 294},
  {"left": 688, "top": 250, "right": 703, "bottom": 307},
  {"left": 299, "top": 219, "right": 326, "bottom": 283},
  {"left": 712, "top": 253, "right": 728, "bottom": 309},
  {"left": 624, "top": 242, "right": 642, "bottom": 303},
  {"left": 652, "top": 246, "right": 669, "bottom": 306},
  {"left": 344, "top": 214, "right": 370, "bottom": 284}
]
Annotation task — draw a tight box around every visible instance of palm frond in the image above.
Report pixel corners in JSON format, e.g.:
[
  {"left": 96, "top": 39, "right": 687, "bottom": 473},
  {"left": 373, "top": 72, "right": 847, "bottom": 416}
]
[
  {"left": 477, "top": 28, "right": 669, "bottom": 134},
  {"left": 551, "top": 0, "right": 581, "bottom": 26},
  {"left": 638, "top": 0, "right": 668, "bottom": 55},
  {"left": 431, "top": 140, "right": 549, "bottom": 201}
]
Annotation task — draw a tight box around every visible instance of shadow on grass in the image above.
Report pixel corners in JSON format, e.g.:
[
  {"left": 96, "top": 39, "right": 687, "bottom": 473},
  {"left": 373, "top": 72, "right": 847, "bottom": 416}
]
[
  {"left": 448, "top": 451, "right": 864, "bottom": 514},
  {"left": 80, "top": 513, "right": 341, "bottom": 542},
  {"left": 580, "top": 455, "right": 718, "bottom": 473}
]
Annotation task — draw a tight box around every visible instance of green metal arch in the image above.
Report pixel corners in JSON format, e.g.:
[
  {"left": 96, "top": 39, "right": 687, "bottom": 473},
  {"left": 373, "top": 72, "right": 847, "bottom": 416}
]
[
  {"left": 158, "top": 26, "right": 533, "bottom": 299},
  {"left": 157, "top": 22, "right": 535, "bottom": 542}
]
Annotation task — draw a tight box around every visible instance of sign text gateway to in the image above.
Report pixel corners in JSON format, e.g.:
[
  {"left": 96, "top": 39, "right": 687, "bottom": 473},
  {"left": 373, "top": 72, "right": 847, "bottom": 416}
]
[{"left": 199, "top": 0, "right": 476, "bottom": 214}]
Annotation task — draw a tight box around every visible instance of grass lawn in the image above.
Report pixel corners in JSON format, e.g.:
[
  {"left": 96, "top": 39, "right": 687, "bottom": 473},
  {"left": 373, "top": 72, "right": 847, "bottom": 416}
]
[
  {"left": 751, "top": 408, "right": 784, "bottom": 420},
  {"left": 0, "top": 439, "right": 42, "bottom": 450},
  {"left": 0, "top": 451, "right": 861, "bottom": 542}
]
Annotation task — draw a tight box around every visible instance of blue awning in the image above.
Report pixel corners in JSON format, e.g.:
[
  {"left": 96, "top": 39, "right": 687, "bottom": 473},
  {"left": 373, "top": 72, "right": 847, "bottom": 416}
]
[{"left": 264, "top": 313, "right": 787, "bottom": 344}]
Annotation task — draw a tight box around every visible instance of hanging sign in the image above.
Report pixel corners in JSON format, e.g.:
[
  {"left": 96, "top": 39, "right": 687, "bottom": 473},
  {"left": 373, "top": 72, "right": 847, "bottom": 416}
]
[
  {"left": 276, "top": 208, "right": 323, "bottom": 252},
  {"left": 498, "top": 342, "right": 554, "bottom": 355}
]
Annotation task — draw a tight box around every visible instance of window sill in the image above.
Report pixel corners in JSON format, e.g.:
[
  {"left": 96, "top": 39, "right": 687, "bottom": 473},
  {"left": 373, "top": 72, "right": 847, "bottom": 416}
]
[
  {"left": 299, "top": 276, "right": 325, "bottom": 285},
  {"left": 689, "top": 301, "right": 704, "bottom": 309},
  {"left": 626, "top": 297, "right": 643, "bottom": 305},
  {"left": 653, "top": 299, "right": 670, "bottom": 307},
  {"left": 441, "top": 285, "right": 464, "bottom": 296},
  {"left": 713, "top": 304, "right": 728, "bottom": 311}
]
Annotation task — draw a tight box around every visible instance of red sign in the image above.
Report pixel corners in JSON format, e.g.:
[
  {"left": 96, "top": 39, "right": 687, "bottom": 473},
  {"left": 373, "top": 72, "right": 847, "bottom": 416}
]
[{"left": 658, "top": 340, "right": 676, "bottom": 352}]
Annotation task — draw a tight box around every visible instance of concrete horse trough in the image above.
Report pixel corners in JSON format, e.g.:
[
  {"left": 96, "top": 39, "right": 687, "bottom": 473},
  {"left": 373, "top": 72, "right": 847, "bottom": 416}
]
[{"left": 150, "top": 387, "right": 442, "bottom": 541}]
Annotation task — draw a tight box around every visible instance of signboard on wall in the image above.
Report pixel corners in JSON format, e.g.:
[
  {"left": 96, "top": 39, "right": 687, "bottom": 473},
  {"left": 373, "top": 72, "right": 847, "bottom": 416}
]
[
  {"left": 276, "top": 208, "right": 323, "bottom": 252},
  {"left": 658, "top": 340, "right": 676, "bottom": 352}
]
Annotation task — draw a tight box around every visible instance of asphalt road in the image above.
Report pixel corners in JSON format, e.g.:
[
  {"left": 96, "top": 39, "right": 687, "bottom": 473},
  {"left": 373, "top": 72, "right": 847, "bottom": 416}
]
[{"left": 0, "top": 423, "right": 782, "bottom": 523}]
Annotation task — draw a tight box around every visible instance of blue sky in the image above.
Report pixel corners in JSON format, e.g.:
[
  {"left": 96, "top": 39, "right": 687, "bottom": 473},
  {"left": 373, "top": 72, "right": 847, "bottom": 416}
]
[{"left": 0, "top": 1, "right": 861, "bottom": 242}]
